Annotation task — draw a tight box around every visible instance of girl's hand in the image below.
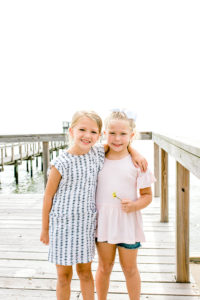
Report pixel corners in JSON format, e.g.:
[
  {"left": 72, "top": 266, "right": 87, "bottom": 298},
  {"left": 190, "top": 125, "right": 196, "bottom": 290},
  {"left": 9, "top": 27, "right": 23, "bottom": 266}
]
[
  {"left": 133, "top": 153, "right": 148, "bottom": 172},
  {"left": 40, "top": 229, "right": 49, "bottom": 245},
  {"left": 128, "top": 147, "right": 148, "bottom": 172},
  {"left": 121, "top": 199, "right": 135, "bottom": 213}
]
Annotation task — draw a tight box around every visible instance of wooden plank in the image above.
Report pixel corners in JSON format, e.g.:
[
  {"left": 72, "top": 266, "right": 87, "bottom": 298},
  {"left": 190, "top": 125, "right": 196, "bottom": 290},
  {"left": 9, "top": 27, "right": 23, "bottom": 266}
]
[
  {"left": 0, "top": 251, "right": 176, "bottom": 263},
  {"left": 0, "top": 134, "right": 67, "bottom": 143},
  {"left": 154, "top": 142, "right": 160, "bottom": 197},
  {"left": 136, "top": 132, "right": 152, "bottom": 140},
  {"left": 0, "top": 289, "right": 77, "bottom": 300},
  {"left": 0, "top": 268, "right": 177, "bottom": 282},
  {"left": 0, "top": 259, "right": 176, "bottom": 273},
  {"left": 176, "top": 162, "right": 190, "bottom": 283},
  {"left": 0, "top": 278, "right": 199, "bottom": 296},
  {"left": 0, "top": 194, "right": 199, "bottom": 298},
  {"left": 0, "top": 289, "right": 198, "bottom": 300},
  {"left": 161, "top": 148, "right": 168, "bottom": 222},
  {"left": 152, "top": 133, "right": 200, "bottom": 158},
  {"left": 152, "top": 133, "right": 200, "bottom": 179}
]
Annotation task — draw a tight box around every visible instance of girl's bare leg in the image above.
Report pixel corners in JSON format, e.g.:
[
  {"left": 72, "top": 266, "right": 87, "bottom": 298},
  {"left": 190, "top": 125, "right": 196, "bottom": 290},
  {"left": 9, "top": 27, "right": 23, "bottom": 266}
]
[
  {"left": 76, "top": 262, "right": 94, "bottom": 300},
  {"left": 118, "top": 247, "right": 141, "bottom": 300},
  {"left": 95, "top": 242, "right": 117, "bottom": 300},
  {"left": 56, "top": 265, "right": 73, "bottom": 300}
]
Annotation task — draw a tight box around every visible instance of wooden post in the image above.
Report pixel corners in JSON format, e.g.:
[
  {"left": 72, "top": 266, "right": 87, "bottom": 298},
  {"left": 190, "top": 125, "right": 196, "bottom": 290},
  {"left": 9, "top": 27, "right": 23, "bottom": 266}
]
[
  {"left": 43, "top": 142, "right": 49, "bottom": 188},
  {"left": 176, "top": 162, "right": 190, "bottom": 282},
  {"left": 19, "top": 144, "right": 22, "bottom": 161},
  {"left": 14, "top": 161, "right": 19, "bottom": 184},
  {"left": 26, "top": 144, "right": 29, "bottom": 157},
  {"left": 41, "top": 156, "right": 43, "bottom": 172},
  {"left": 161, "top": 149, "right": 168, "bottom": 222},
  {"left": 11, "top": 145, "right": 14, "bottom": 162},
  {"left": 1, "top": 148, "right": 4, "bottom": 171},
  {"left": 36, "top": 156, "right": 38, "bottom": 168},
  {"left": 30, "top": 158, "right": 33, "bottom": 177},
  {"left": 154, "top": 143, "right": 160, "bottom": 197},
  {"left": 26, "top": 160, "right": 29, "bottom": 172},
  {"left": 5, "top": 145, "right": 7, "bottom": 157}
]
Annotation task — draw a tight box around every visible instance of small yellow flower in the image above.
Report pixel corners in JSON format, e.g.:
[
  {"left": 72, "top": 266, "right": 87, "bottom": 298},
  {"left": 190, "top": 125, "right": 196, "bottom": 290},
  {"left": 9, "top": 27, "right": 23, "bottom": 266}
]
[{"left": 112, "top": 192, "right": 122, "bottom": 200}]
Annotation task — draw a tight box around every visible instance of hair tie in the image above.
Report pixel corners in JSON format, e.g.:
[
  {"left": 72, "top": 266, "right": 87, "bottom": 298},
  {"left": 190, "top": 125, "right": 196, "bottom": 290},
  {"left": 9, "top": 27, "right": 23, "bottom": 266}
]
[{"left": 110, "top": 108, "right": 137, "bottom": 121}]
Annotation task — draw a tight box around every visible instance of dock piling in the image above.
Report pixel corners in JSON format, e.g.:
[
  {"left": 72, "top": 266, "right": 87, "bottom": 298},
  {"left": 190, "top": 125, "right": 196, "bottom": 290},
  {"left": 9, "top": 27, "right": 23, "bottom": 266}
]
[
  {"left": 14, "top": 161, "right": 19, "bottom": 184},
  {"left": 30, "top": 158, "right": 33, "bottom": 178},
  {"left": 43, "top": 142, "right": 49, "bottom": 188},
  {"left": 26, "top": 160, "right": 29, "bottom": 173}
]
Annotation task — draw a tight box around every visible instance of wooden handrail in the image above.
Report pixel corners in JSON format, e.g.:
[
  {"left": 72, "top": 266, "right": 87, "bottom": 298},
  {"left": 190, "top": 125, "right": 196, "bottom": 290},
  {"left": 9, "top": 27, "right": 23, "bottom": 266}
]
[
  {"left": 152, "top": 132, "right": 200, "bottom": 283},
  {"left": 152, "top": 132, "right": 200, "bottom": 179},
  {"left": 0, "top": 134, "right": 67, "bottom": 143}
]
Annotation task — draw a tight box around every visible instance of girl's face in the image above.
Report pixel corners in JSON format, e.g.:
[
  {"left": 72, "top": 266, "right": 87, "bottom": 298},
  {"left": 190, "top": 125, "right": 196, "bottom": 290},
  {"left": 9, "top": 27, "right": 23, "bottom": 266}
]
[
  {"left": 105, "top": 119, "right": 134, "bottom": 153},
  {"left": 69, "top": 117, "right": 100, "bottom": 153}
]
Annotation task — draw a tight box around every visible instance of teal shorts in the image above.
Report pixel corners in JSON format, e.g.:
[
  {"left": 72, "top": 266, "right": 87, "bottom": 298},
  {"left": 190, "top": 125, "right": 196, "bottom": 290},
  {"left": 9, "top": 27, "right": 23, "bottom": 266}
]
[
  {"left": 96, "top": 239, "right": 141, "bottom": 249},
  {"left": 117, "top": 242, "right": 141, "bottom": 249}
]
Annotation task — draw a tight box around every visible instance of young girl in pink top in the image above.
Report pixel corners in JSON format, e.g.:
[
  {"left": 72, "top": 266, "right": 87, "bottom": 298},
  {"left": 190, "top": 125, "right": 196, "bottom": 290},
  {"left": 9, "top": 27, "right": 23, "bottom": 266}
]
[{"left": 95, "top": 111, "right": 156, "bottom": 300}]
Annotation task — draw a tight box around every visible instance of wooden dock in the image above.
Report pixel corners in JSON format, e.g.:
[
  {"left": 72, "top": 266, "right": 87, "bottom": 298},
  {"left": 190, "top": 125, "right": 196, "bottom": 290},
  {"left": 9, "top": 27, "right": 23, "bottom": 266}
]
[
  {"left": 0, "top": 141, "right": 67, "bottom": 168},
  {"left": 0, "top": 134, "right": 68, "bottom": 186},
  {"left": 0, "top": 194, "right": 199, "bottom": 300}
]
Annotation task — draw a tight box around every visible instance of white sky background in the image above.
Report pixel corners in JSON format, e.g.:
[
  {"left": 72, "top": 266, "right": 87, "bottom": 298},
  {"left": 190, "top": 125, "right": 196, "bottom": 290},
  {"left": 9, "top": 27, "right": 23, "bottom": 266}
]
[{"left": 0, "top": 1, "right": 200, "bottom": 138}]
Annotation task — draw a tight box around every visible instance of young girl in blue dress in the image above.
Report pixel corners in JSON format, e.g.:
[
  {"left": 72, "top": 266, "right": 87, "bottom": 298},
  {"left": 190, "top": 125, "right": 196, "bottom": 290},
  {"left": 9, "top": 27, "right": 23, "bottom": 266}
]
[{"left": 40, "top": 110, "right": 147, "bottom": 300}]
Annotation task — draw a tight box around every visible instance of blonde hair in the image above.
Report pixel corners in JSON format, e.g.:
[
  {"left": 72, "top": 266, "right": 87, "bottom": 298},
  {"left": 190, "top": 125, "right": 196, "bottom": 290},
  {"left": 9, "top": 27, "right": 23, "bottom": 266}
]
[
  {"left": 70, "top": 110, "right": 102, "bottom": 133},
  {"left": 105, "top": 111, "right": 136, "bottom": 132}
]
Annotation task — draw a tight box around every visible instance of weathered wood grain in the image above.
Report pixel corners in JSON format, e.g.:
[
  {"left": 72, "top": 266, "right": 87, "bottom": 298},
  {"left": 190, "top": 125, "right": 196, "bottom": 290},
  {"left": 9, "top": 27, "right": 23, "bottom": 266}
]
[
  {"left": 0, "top": 194, "right": 199, "bottom": 299},
  {"left": 176, "top": 162, "right": 190, "bottom": 282},
  {"left": 152, "top": 133, "right": 200, "bottom": 179},
  {"left": 161, "top": 148, "right": 168, "bottom": 222},
  {"left": 154, "top": 142, "right": 160, "bottom": 197}
]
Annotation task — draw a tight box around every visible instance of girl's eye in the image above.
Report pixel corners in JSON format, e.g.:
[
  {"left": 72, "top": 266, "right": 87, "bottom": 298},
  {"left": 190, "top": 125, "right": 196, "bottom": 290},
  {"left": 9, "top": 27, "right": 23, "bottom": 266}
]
[
  {"left": 91, "top": 131, "right": 97, "bottom": 134},
  {"left": 121, "top": 133, "right": 127, "bottom": 135},
  {"left": 79, "top": 128, "right": 85, "bottom": 131},
  {"left": 109, "top": 132, "right": 115, "bottom": 135}
]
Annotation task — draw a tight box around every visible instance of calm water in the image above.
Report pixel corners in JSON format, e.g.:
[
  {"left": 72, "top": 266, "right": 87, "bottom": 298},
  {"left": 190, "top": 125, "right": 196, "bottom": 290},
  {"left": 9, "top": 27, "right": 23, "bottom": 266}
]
[{"left": 0, "top": 141, "right": 199, "bottom": 256}]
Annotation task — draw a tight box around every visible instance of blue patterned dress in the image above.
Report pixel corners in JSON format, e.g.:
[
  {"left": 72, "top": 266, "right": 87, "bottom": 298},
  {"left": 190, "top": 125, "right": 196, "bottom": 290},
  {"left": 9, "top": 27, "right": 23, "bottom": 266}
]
[{"left": 48, "top": 144, "right": 105, "bottom": 266}]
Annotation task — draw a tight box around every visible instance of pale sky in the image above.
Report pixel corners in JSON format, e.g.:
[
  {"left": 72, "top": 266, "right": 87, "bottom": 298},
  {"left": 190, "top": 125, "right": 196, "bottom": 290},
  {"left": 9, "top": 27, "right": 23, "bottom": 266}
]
[{"left": 0, "top": 1, "right": 200, "bottom": 138}]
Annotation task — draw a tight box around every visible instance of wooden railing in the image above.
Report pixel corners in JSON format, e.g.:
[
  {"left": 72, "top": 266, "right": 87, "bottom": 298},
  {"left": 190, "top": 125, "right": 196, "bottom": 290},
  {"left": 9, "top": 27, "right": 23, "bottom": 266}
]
[
  {"left": 152, "top": 132, "right": 200, "bottom": 283},
  {"left": 0, "top": 134, "right": 68, "bottom": 187}
]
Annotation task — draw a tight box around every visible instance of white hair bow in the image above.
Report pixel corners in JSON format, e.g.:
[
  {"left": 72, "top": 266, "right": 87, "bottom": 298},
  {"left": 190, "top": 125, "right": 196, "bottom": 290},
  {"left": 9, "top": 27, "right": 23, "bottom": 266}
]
[{"left": 110, "top": 108, "right": 137, "bottom": 121}]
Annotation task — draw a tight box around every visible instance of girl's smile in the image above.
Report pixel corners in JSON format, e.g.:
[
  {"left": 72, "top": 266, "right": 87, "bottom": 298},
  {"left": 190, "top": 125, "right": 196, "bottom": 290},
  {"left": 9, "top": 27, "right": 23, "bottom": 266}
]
[
  {"left": 69, "top": 117, "right": 100, "bottom": 155},
  {"left": 105, "top": 119, "right": 134, "bottom": 156}
]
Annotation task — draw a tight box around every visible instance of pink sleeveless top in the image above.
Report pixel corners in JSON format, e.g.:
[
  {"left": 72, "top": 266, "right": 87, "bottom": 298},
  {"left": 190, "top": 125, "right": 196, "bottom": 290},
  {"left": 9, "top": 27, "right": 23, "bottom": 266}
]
[{"left": 96, "top": 155, "right": 156, "bottom": 244}]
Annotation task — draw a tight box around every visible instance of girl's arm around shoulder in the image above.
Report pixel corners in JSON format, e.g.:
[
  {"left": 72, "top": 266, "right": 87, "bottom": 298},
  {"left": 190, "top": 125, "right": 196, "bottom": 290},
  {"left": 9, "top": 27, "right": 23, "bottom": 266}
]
[
  {"left": 128, "top": 145, "right": 148, "bottom": 172},
  {"left": 121, "top": 187, "right": 152, "bottom": 213},
  {"left": 40, "top": 167, "right": 62, "bottom": 245}
]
